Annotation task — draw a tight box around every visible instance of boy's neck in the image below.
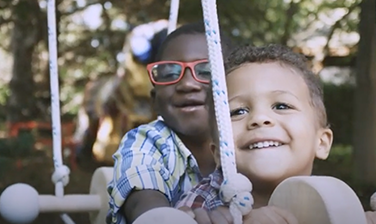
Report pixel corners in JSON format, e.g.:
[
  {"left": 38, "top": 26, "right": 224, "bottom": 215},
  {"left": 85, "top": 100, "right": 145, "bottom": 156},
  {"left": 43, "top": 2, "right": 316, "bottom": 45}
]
[
  {"left": 251, "top": 182, "right": 279, "bottom": 208},
  {"left": 180, "top": 135, "right": 216, "bottom": 177},
  {"left": 252, "top": 191, "right": 272, "bottom": 208}
]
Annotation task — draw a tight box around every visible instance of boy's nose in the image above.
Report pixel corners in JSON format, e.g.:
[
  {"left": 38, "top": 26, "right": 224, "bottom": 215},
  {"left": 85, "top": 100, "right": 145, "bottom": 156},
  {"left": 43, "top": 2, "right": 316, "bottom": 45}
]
[
  {"left": 175, "top": 68, "right": 202, "bottom": 92},
  {"left": 247, "top": 112, "right": 274, "bottom": 129}
]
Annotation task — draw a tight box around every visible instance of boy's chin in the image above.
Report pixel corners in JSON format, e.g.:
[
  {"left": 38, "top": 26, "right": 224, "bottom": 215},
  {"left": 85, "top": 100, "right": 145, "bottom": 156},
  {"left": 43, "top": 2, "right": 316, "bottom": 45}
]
[
  {"left": 245, "top": 169, "right": 314, "bottom": 193},
  {"left": 243, "top": 170, "right": 293, "bottom": 190}
]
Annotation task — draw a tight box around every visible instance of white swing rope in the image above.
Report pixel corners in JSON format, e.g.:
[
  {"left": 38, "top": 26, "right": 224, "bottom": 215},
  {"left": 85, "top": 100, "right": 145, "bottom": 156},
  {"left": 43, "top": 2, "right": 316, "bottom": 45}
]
[
  {"left": 45, "top": 0, "right": 180, "bottom": 223},
  {"left": 167, "top": 0, "right": 180, "bottom": 34},
  {"left": 201, "top": 1, "right": 254, "bottom": 224},
  {"left": 47, "top": 0, "right": 74, "bottom": 224}
]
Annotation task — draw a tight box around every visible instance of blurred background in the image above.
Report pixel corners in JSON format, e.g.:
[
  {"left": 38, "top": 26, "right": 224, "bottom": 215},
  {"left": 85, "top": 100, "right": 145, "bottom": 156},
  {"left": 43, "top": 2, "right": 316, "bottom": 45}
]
[{"left": 0, "top": 0, "right": 375, "bottom": 223}]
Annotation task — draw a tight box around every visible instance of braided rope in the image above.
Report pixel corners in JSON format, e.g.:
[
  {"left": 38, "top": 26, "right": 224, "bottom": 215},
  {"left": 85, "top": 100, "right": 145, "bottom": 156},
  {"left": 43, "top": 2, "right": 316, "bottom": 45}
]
[
  {"left": 47, "top": 0, "right": 73, "bottom": 223},
  {"left": 201, "top": 1, "right": 254, "bottom": 223},
  {"left": 167, "top": 0, "right": 180, "bottom": 34}
]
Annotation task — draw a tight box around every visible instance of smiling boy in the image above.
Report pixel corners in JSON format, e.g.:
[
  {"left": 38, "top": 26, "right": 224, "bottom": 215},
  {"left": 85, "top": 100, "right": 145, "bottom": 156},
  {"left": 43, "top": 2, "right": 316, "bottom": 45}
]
[
  {"left": 175, "top": 44, "right": 333, "bottom": 223},
  {"left": 176, "top": 44, "right": 376, "bottom": 224},
  {"left": 106, "top": 22, "right": 235, "bottom": 224}
]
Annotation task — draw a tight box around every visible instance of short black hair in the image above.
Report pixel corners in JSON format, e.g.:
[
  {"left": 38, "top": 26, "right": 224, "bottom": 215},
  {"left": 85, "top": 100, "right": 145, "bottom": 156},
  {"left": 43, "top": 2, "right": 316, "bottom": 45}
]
[
  {"left": 225, "top": 44, "right": 328, "bottom": 128},
  {"left": 154, "top": 21, "right": 235, "bottom": 61},
  {"left": 148, "top": 28, "right": 168, "bottom": 63}
]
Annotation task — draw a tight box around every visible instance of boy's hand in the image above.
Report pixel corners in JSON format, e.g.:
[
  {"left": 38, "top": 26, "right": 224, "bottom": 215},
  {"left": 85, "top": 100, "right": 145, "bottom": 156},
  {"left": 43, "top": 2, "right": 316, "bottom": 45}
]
[
  {"left": 243, "top": 206, "right": 298, "bottom": 224},
  {"left": 366, "top": 211, "right": 376, "bottom": 224},
  {"left": 178, "top": 206, "right": 233, "bottom": 224}
]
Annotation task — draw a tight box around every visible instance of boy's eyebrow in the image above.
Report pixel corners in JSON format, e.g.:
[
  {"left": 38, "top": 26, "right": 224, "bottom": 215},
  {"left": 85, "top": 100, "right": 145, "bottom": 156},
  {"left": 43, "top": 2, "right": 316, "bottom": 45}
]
[
  {"left": 228, "top": 94, "right": 247, "bottom": 102},
  {"left": 228, "top": 90, "right": 300, "bottom": 102},
  {"left": 271, "top": 90, "right": 299, "bottom": 100}
]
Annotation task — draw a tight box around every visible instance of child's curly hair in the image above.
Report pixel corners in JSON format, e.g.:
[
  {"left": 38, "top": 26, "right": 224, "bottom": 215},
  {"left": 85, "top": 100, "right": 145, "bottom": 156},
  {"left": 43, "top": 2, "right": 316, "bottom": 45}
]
[{"left": 223, "top": 44, "right": 328, "bottom": 128}]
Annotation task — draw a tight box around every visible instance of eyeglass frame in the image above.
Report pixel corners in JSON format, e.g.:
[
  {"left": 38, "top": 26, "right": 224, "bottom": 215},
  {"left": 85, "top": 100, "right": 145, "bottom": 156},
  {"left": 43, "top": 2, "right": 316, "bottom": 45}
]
[{"left": 146, "top": 59, "right": 211, "bottom": 85}]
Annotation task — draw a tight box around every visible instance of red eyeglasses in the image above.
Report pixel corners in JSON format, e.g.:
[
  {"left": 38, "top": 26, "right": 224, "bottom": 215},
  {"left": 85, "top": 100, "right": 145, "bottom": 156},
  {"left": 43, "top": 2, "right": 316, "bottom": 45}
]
[{"left": 146, "top": 59, "right": 211, "bottom": 85}]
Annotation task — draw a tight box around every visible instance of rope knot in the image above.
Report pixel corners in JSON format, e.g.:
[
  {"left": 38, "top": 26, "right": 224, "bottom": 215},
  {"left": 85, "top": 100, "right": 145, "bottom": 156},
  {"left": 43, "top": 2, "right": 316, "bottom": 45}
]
[
  {"left": 371, "top": 192, "right": 376, "bottom": 211},
  {"left": 51, "top": 165, "right": 70, "bottom": 187},
  {"left": 219, "top": 173, "right": 253, "bottom": 215}
]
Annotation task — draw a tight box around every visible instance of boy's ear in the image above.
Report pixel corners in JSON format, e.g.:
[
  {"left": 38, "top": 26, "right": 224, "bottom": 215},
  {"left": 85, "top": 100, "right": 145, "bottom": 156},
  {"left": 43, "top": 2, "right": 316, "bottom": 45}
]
[
  {"left": 315, "top": 127, "right": 333, "bottom": 160},
  {"left": 150, "top": 88, "right": 156, "bottom": 100},
  {"left": 150, "top": 88, "right": 158, "bottom": 114}
]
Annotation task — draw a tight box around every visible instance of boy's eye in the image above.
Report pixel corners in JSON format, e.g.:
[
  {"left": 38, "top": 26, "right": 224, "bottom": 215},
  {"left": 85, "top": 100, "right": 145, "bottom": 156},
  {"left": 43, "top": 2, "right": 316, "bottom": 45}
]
[
  {"left": 230, "top": 108, "right": 249, "bottom": 117},
  {"left": 163, "top": 73, "right": 180, "bottom": 78},
  {"left": 273, "top": 103, "right": 292, "bottom": 110},
  {"left": 197, "top": 71, "right": 211, "bottom": 77}
]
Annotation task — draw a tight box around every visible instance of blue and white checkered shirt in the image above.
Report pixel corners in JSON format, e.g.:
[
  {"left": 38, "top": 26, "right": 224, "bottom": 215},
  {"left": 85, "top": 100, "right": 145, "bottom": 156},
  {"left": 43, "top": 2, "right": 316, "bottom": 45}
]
[{"left": 107, "top": 118, "right": 203, "bottom": 224}]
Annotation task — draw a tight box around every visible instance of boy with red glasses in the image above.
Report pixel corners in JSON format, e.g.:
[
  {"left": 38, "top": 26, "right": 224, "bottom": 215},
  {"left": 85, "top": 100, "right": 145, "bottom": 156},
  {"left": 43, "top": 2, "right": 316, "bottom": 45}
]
[{"left": 106, "top": 22, "right": 235, "bottom": 224}]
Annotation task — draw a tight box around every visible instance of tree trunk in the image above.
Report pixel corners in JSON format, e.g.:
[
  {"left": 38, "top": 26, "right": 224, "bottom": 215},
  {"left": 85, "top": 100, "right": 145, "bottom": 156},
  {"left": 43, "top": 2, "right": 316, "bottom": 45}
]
[
  {"left": 7, "top": 0, "right": 43, "bottom": 122},
  {"left": 353, "top": 0, "right": 376, "bottom": 184}
]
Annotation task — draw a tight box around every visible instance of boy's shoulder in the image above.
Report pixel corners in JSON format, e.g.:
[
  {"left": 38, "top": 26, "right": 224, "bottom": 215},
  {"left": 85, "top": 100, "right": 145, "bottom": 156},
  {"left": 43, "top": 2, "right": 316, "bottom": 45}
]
[
  {"left": 131, "top": 118, "right": 173, "bottom": 137},
  {"left": 125, "top": 119, "right": 191, "bottom": 157},
  {"left": 121, "top": 118, "right": 183, "bottom": 149}
]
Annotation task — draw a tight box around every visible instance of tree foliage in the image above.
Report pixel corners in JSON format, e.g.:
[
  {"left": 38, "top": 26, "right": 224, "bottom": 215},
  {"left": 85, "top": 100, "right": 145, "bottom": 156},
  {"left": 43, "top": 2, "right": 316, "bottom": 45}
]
[{"left": 0, "top": 0, "right": 361, "bottom": 118}]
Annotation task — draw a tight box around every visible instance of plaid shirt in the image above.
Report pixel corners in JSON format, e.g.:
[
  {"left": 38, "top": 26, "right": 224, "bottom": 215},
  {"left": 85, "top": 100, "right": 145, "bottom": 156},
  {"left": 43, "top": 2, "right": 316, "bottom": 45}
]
[
  {"left": 175, "top": 168, "right": 225, "bottom": 210},
  {"left": 107, "top": 118, "right": 203, "bottom": 224}
]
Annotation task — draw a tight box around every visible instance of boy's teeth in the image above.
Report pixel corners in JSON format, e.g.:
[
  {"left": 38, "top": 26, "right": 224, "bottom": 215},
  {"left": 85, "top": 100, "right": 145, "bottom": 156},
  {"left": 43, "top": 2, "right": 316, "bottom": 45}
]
[{"left": 249, "top": 141, "right": 282, "bottom": 150}]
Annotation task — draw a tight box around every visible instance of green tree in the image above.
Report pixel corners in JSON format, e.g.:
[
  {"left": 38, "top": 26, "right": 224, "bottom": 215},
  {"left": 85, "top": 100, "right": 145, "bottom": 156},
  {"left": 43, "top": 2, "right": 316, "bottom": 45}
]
[{"left": 352, "top": 0, "right": 376, "bottom": 184}]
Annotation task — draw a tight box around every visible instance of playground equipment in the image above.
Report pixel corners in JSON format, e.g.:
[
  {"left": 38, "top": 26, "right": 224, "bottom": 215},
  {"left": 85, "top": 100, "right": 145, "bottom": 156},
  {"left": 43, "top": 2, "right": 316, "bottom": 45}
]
[
  {"left": 1, "top": 0, "right": 375, "bottom": 224},
  {"left": 0, "top": 167, "right": 112, "bottom": 224},
  {"left": 1, "top": 173, "right": 375, "bottom": 224},
  {"left": 132, "top": 176, "right": 376, "bottom": 224}
]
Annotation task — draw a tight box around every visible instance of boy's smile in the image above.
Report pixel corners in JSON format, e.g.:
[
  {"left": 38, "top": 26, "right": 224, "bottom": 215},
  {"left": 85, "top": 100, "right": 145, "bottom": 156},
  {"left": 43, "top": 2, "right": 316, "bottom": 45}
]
[
  {"left": 246, "top": 140, "right": 284, "bottom": 150},
  {"left": 176, "top": 105, "right": 205, "bottom": 113},
  {"left": 173, "top": 97, "right": 206, "bottom": 112}
]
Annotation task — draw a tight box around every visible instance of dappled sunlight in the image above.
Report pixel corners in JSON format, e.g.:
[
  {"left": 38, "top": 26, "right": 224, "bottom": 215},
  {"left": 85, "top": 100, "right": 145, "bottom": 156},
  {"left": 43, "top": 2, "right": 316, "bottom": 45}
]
[{"left": 92, "top": 116, "right": 114, "bottom": 161}]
